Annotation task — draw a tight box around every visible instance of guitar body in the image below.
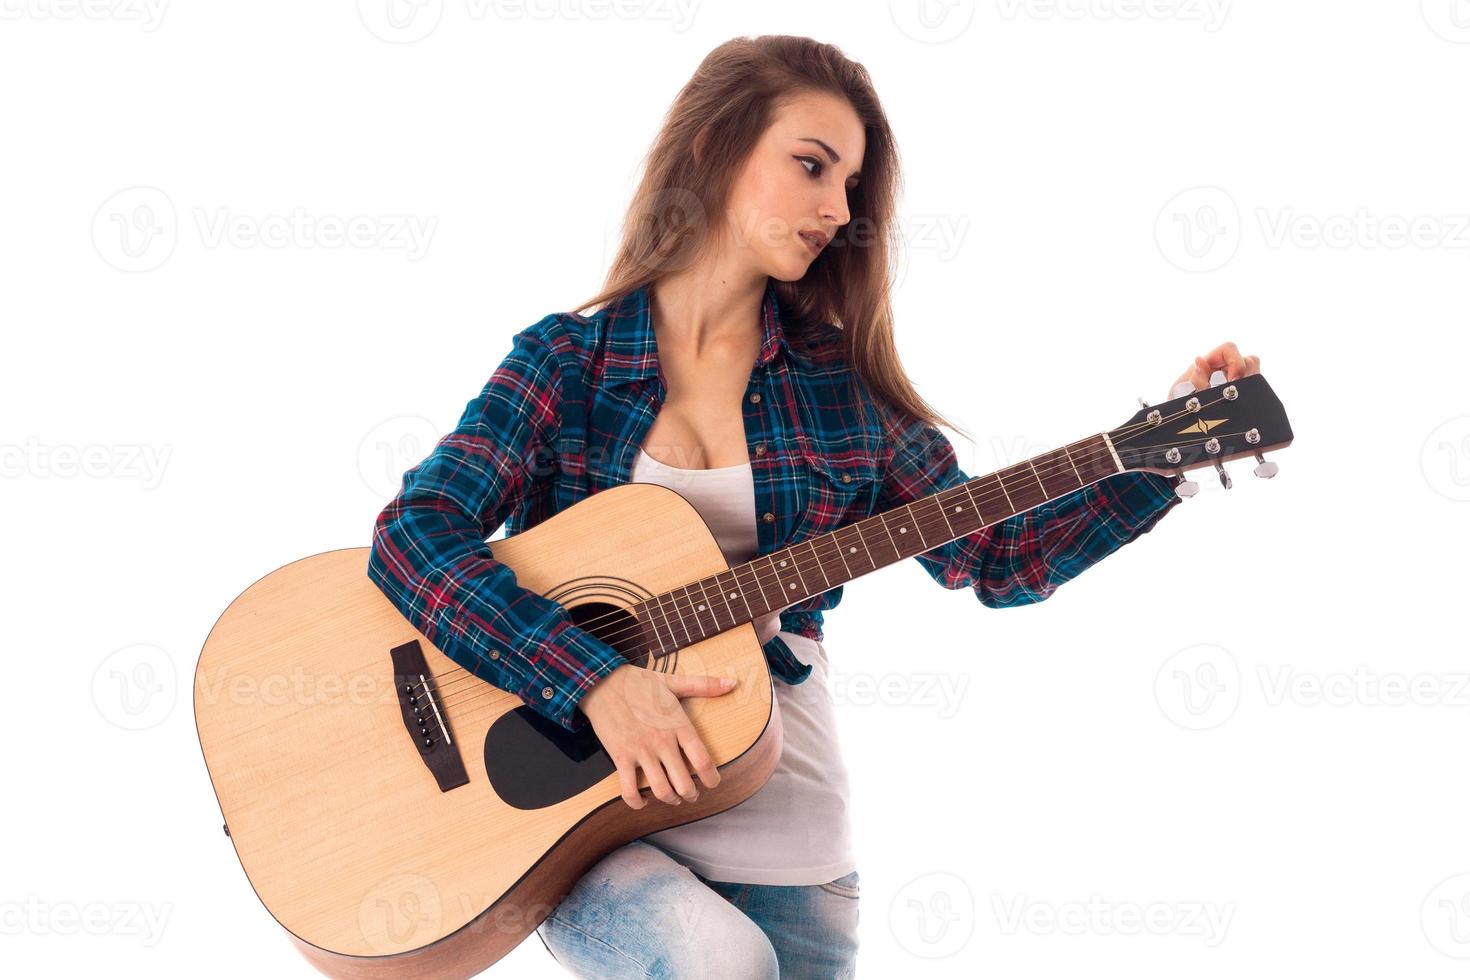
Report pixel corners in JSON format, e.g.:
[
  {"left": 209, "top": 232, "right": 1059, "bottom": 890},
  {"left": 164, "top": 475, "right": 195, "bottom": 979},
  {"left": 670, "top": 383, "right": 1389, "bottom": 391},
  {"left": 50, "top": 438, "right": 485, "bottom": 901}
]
[{"left": 194, "top": 482, "right": 781, "bottom": 978}]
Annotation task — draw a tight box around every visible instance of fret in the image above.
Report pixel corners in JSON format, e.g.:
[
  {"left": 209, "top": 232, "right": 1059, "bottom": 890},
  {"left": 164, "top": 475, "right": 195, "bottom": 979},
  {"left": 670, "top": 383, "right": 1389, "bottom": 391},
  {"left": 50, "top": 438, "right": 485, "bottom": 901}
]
[
  {"left": 635, "top": 433, "right": 1117, "bottom": 653},
  {"left": 724, "top": 568, "right": 755, "bottom": 620},
  {"left": 993, "top": 472, "right": 1015, "bottom": 512},
  {"left": 1060, "top": 443, "right": 1084, "bottom": 485},
  {"left": 1026, "top": 458, "right": 1046, "bottom": 498},
  {"left": 713, "top": 570, "right": 739, "bottom": 626},
  {"left": 774, "top": 550, "right": 808, "bottom": 599},
  {"left": 807, "top": 539, "right": 832, "bottom": 589}
]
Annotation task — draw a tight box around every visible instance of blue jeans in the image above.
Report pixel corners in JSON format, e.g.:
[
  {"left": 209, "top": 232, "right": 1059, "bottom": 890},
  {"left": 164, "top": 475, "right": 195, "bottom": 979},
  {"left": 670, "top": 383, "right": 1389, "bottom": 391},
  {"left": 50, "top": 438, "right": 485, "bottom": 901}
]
[{"left": 535, "top": 839, "right": 860, "bottom": 978}]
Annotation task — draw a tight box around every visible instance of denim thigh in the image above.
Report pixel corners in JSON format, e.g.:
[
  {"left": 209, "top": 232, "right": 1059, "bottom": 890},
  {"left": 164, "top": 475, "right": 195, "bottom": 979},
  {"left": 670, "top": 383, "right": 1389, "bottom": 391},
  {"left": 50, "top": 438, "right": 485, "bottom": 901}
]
[
  {"left": 535, "top": 840, "right": 779, "bottom": 979},
  {"left": 696, "top": 870, "right": 861, "bottom": 979}
]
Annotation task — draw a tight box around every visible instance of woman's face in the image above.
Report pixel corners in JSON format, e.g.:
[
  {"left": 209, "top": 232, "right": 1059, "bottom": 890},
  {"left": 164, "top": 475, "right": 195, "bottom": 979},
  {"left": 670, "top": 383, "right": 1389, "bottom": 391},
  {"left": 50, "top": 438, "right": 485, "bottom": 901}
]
[{"left": 720, "top": 90, "right": 865, "bottom": 283}]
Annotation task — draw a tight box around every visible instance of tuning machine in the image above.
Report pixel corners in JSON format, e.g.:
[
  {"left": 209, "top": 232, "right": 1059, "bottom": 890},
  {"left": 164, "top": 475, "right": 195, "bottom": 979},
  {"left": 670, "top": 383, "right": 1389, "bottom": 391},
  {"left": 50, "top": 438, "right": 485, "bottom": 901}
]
[{"left": 1254, "top": 452, "right": 1278, "bottom": 479}]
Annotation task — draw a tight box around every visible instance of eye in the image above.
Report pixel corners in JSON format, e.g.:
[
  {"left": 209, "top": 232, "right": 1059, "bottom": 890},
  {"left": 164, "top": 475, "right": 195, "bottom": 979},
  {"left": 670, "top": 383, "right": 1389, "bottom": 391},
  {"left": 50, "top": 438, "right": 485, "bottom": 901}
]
[{"left": 796, "top": 155, "right": 824, "bottom": 179}]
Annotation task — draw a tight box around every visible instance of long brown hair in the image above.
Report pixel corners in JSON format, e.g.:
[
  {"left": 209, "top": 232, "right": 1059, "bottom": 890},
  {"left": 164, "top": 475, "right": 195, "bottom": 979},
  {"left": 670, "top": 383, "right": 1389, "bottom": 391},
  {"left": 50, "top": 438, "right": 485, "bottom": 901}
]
[{"left": 572, "top": 34, "right": 970, "bottom": 446}]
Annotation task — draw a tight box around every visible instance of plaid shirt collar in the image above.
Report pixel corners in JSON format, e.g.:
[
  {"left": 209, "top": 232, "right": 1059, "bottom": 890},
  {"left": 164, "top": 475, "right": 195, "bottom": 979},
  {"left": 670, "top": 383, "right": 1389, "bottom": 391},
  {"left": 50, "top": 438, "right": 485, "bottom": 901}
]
[{"left": 602, "top": 277, "right": 812, "bottom": 388}]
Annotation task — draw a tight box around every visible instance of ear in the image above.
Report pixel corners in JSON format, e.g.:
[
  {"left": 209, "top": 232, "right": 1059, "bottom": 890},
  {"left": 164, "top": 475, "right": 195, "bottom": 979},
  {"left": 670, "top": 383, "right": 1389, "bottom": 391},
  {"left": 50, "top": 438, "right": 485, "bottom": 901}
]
[{"left": 692, "top": 125, "right": 710, "bottom": 167}]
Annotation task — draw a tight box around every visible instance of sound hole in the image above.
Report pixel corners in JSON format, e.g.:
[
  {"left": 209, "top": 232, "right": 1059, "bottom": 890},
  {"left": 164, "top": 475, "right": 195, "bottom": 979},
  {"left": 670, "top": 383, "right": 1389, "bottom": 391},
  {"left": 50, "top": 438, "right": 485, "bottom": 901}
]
[{"left": 484, "top": 601, "right": 647, "bottom": 810}]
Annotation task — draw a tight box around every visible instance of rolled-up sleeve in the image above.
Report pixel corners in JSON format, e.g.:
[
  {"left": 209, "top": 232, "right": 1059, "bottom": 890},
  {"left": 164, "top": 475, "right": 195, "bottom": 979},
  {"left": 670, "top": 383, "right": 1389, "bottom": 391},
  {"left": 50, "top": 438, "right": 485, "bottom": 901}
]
[
  {"left": 367, "top": 322, "right": 627, "bottom": 731},
  {"left": 877, "top": 415, "right": 1181, "bottom": 608}
]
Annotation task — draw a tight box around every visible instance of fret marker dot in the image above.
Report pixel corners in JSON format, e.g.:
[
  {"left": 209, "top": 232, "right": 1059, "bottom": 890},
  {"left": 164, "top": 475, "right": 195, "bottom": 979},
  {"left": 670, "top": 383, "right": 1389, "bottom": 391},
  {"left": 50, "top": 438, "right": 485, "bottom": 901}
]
[
  {"left": 899, "top": 527, "right": 907, "bottom": 533},
  {"left": 788, "top": 583, "right": 797, "bottom": 590},
  {"left": 697, "top": 604, "right": 706, "bottom": 611},
  {"left": 955, "top": 505, "right": 963, "bottom": 512},
  {"left": 779, "top": 560, "right": 787, "bottom": 567},
  {"left": 729, "top": 592, "right": 738, "bottom": 599},
  {"left": 849, "top": 547, "right": 856, "bottom": 553}
]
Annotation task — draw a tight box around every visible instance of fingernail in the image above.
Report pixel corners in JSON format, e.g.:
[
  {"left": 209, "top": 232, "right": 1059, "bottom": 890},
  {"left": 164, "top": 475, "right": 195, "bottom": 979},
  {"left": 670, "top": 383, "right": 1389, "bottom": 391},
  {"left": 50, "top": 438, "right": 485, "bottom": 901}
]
[{"left": 720, "top": 677, "right": 736, "bottom": 689}]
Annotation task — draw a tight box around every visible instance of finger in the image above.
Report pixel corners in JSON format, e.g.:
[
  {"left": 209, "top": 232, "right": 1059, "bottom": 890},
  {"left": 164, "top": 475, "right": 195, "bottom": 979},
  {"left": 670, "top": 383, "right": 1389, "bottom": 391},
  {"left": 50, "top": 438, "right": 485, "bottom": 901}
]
[
  {"left": 1192, "top": 356, "right": 1212, "bottom": 389},
  {"left": 657, "top": 739, "right": 699, "bottom": 802},
  {"left": 665, "top": 673, "right": 737, "bottom": 699},
  {"left": 640, "top": 753, "right": 681, "bottom": 806},
  {"left": 614, "top": 756, "right": 644, "bottom": 809},
  {"left": 1245, "top": 354, "right": 1260, "bottom": 375},
  {"left": 678, "top": 725, "right": 721, "bottom": 790}
]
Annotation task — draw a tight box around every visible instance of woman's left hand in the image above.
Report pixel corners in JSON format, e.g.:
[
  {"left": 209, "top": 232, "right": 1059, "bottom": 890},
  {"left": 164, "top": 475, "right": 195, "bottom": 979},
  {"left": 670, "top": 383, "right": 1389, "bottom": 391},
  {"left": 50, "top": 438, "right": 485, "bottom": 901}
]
[{"left": 1170, "top": 341, "right": 1261, "bottom": 398}]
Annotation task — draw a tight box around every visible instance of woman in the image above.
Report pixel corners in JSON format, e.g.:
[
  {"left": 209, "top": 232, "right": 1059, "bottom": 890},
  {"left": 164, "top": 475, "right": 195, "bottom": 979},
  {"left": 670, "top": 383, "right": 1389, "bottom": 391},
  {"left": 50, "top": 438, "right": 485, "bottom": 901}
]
[{"left": 367, "top": 34, "right": 1260, "bottom": 978}]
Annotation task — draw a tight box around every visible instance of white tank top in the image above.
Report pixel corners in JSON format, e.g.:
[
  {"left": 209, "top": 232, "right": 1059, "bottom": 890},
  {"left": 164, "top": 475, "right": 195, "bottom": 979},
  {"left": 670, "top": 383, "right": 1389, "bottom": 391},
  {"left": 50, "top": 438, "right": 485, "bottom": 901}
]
[{"left": 630, "top": 446, "right": 857, "bottom": 886}]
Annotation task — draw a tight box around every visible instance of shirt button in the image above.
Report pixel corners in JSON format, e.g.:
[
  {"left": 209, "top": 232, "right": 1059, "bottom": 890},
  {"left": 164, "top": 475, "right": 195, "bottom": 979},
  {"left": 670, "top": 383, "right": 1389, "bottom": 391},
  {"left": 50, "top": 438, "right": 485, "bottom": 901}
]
[
  {"left": 762, "top": 511, "right": 775, "bottom": 523},
  {"left": 754, "top": 444, "right": 767, "bottom": 456},
  {"left": 841, "top": 473, "right": 851, "bottom": 483},
  {"left": 489, "top": 649, "right": 501, "bottom": 660},
  {"left": 748, "top": 392, "right": 761, "bottom": 404},
  {"left": 541, "top": 686, "right": 554, "bottom": 699}
]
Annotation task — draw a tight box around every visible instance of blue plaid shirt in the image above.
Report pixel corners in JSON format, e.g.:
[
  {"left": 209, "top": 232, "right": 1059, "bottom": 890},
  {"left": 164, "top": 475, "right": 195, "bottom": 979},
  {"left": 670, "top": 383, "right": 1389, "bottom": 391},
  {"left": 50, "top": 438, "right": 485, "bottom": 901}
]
[{"left": 368, "top": 279, "right": 1181, "bottom": 731}]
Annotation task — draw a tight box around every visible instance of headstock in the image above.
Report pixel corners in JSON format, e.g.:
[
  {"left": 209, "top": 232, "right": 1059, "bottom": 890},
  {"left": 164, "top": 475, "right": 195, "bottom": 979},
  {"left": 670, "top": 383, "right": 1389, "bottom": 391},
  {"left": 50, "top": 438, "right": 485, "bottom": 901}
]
[{"left": 1108, "top": 372, "right": 1292, "bottom": 494}]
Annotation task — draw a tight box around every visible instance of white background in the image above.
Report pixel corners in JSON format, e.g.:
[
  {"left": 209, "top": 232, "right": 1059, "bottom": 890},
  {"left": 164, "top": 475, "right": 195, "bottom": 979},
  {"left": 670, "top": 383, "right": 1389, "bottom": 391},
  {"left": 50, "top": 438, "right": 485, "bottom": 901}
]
[{"left": 4, "top": 1, "right": 1467, "bottom": 977}]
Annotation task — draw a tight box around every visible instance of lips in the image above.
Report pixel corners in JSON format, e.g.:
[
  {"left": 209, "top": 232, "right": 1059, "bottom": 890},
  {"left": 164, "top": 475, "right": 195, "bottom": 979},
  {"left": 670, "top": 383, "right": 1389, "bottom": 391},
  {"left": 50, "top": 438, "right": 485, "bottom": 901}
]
[{"left": 799, "top": 231, "right": 828, "bottom": 255}]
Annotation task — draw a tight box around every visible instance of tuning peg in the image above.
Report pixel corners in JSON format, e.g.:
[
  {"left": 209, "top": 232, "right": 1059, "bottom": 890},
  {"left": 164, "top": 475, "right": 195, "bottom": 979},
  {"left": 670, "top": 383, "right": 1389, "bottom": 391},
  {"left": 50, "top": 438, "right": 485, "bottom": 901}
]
[
  {"left": 1138, "top": 396, "right": 1150, "bottom": 408},
  {"left": 1209, "top": 369, "right": 1227, "bottom": 388},
  {"left": 1214, "top": 458, "right": 1232, "bottom": 489},
  {"left": 1173, "top": 470, "right": 1200, "bottom": 498},
  {"left": 1253, "top": 452, "right": 1278, "bottom": 479},
  {"left": 1169, "top": 380, "right": 1196, "bottom": 399}
]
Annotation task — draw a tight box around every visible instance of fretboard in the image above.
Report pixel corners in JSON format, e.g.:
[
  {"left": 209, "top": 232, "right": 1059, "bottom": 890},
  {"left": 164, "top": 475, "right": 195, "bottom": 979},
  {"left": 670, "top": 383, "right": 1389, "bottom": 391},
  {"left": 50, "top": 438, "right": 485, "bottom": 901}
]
[{"left": 634, "top": 431, "right": 1127, "bottom": 656}]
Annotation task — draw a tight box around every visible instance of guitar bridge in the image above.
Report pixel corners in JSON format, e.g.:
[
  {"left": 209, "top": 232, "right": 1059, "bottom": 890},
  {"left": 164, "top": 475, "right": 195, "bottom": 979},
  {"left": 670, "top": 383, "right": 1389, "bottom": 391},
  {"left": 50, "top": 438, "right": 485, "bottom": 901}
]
[{"left": 390, "top": 640, "right": 469, "bottom": 792}]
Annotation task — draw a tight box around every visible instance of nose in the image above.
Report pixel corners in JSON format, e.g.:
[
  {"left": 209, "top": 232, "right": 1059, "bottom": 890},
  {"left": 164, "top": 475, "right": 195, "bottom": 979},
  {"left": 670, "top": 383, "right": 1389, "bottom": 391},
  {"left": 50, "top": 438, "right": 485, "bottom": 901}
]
[{"left": 819, "top": 186, "right": 850, "bottom": 229}]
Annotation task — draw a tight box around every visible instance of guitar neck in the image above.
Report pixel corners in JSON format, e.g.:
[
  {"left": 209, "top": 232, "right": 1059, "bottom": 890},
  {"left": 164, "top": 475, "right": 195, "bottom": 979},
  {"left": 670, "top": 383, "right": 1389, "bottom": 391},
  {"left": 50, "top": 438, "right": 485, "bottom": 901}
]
[{"left": 634, "top": 430, "right": 1130, "bottom": 655}]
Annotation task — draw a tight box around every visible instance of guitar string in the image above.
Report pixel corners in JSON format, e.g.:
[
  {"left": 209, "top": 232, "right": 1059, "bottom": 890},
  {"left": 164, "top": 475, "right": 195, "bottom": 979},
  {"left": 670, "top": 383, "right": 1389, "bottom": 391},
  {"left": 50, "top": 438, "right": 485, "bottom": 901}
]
[
  {"left": 424, "top": 398, "right": 1232, "bottom": 710},
  {"left": 425, "top": 400, "right": 1243, "bottom": 714},
  {"left": 424, "top": 436, "right": 1135, "bottom": 709}
]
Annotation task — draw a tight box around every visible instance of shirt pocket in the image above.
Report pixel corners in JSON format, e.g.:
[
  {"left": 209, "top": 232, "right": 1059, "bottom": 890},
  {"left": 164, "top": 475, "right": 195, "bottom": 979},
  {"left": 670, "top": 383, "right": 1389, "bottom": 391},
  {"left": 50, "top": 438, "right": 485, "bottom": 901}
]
[{"left": 792, "top": 449, "right": 881, "bottom": 543}]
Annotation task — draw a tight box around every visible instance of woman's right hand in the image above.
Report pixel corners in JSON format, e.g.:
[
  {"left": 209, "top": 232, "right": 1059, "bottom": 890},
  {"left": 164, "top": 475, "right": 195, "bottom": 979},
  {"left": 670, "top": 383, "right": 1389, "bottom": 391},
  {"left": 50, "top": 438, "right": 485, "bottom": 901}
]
[{"left": 578, "top": 663, "right": 737, "bottom": 809}]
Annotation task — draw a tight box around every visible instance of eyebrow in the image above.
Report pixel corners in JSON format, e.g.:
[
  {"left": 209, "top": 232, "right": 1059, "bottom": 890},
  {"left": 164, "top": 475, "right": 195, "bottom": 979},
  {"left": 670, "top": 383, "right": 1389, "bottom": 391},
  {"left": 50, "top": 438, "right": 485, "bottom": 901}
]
[{"left": 797, "top": 137, "right": 862, "bottom": 182}]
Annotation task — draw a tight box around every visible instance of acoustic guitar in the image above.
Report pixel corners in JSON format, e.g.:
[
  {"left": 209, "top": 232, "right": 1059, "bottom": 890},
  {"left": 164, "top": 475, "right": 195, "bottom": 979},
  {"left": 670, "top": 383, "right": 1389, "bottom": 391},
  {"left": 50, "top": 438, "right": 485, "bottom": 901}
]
[{"left": 194, "top": 374, "right": 1291, "bottom": 978}]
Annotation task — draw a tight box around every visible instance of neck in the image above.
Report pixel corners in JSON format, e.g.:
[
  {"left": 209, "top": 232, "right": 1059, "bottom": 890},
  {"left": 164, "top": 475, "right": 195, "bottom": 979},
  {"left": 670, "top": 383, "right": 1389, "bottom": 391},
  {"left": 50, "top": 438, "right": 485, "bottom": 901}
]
[{"left": 634, "top": 431, "right": 1127, "bottom": 655}]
